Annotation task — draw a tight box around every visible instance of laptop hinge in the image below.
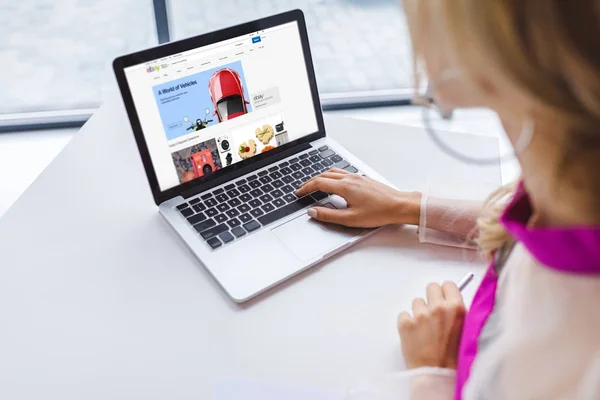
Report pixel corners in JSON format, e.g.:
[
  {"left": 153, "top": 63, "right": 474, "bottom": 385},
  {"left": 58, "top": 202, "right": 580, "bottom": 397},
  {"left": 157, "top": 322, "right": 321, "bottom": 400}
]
[{"left": 180, "top": 142, "right": 312, "bottom": 199}]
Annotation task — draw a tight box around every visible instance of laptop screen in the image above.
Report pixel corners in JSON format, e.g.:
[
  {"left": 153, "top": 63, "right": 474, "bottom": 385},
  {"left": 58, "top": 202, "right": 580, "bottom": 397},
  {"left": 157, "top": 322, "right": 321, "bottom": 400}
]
[{"left": 124, "top": 21, "right": 319, "bottom": 191}]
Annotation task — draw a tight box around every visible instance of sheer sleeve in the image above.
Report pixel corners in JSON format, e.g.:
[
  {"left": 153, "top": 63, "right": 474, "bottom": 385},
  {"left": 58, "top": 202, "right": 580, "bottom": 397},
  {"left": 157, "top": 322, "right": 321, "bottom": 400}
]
[
  {"left": 347, "top": 367, "right": 456, "bottom": 400},
  {"left": 417, "top": 195, "right": 482, "bottom": 249}
]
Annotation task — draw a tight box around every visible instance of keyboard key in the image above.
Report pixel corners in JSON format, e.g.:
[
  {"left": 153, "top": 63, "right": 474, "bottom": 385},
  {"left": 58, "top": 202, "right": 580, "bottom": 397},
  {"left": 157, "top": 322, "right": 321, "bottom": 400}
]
[
  {"left": 312, "top": 162, "right": 324, "bottom": 170},
  {"left": 299, "top": 153, "right": 309, "bottom": 160},
  {"left": 201, "top": 193, "right": 213, "bottom": 200},
  {"left": 215, "top": 193, "right": 229, "bottom": 202},
  {"left": 261, "top": 203, "right": 275, "bottom": 213},
  {"left": 238, "top": 184, "right": 251, "bottom": 193},
  {"left": 231, "top": 226, "right": 247, "bottom": 238},
  {"left": 318, "top": 145, "right": 329, "bottom": 151},
  {"left": 268, "top": 166, "right": 279, "bottom": 172},
  {"left": 238, "top": 204, "right": 251, "bottom": 213},
  {"left": 311, "top": 191, "right": 329, "bottom": 201},
  {"left": 309, "top": 149, "right": 318, "bottom": 155},
  {"left": 187, "top": 212, "right": 207, "bottom": 225},
  {"left": 300, "top": 159, "right": 311, "bottom": 167},
  {"left": 279, "top": 161, "right": 289, "bottom": 167},
  {"left": 288, "top": 157, "right": 299, "bottom": 163},
  {"left": 215, "top": 214, "right": 228, "bottom": 223},
  {"left": 259, "top": 176, "right": 272, "bottom": 184},
  {"left": 250, "top": 188, "right": 263, "bottom": 197},
  {"left": 272, "top": 179, "right": 284, "bottom": 188},
  {"left": 290, "top": 163, "right": 302, "bottom": 171},
  {"left": 273, "top": 198, "right": 286, "bottom": 208},
  {"left": 321, "top": 158, "right": 334, "bottom": 167},
  {"left": 309, "top": 155, "right": 321, "bottom": 163},
  {"left": 258, "top": 196, "right": 316, "bottom": 226},
  {"left": 249, "top": 199, "right": 262, "bottom": 208},
  {"left": 330, "top": 154, "right": 343, "bottom": 163},
  {"left": 219, "top": 231, "right": 234, "bottom": 243},
  {"left": 216, "top": 203, "right": 230, "bottom": 212},
  {"left": 291, "top": 181, "right": 302, "bottom": 189},
  {"left": 333, "top": 160, "right": 350, "bottom": 170},
  {"left": 270, "top": 171, "right": 283, "bottom": 179},
  {"left": 224, "top": 184, "right": 236, "bottom": 190},
  {"left": 247, "top": 174, "right": 258, "bottom": 181},
  {"left": 193, "top": 219, "right": 216, "bottom": 233},
  {"left": 205, "top": 198, "right": 218, "bottom": 207},
  {"left": 228, "top": 198, "right": 242, "bottom": 208},
  {"left": 344, "top": 165, "right": 359, "bottom": 173},
  {"left": 282, "top": 175, "right": 294, "bottom": 184},
  {"left": 206, "top": 208, "right": 218, "bottom": 217},
  {"left": 227, "top": 218, "right": 241, "bottom": 228},
  {"left": 177, "top": 203, "right": 189, "bottom": 211},
  {"left": 310, "top": 173, "right": 319, "bottom": 178},
  {"left": 250, "top": 208, "right": 264, "bottom": 218},
  {"left": 300, "top": 176, "right": 310, "bottom": 183},
  {"left": 235, "top": 178, "right": 247, "bottom": 186},
  {"left": 301, "top": 167, "right": 313, "bottom": 175},
  {"left": 200, "top": 223, "right": 228, "bottom": 240},
  {"left": 239, "top": 193, "right": 252, "bottom": 202},
  {"left": 258, "top": 170, "right": 269, "bottom": 176},
  {"left": 262, "top": 184, "right": 274, "bottom": 192},
  {"left": 260, "top": 194, "right": 274, "bottom": 203},
  {"left": 292, "top": 171, "right": 304, "bottom": 180},
  {"left": 249, "top": 180, "right": 261, "bottom": 189},
  {"left": 283, "top": 193, "right": 297, "bottom": 203},
  {"left": 180, "top": 207, "right": 194, "bottom": 217},
  {"left": 192, "top": 203, "right": 206, "bottom": 213},
  {"left": 243, "top": 220, "right": 261, "bottom": 232},
  {"left": 189, "top": 198, "right": 201, "bottom": 205},
  {"left": 214, "top": 188, "right": 224, "bottom": 195},
  {"left": 280, "top": 167, "right": 292, "bottom": 175},
  {"left": 239, "top": 213, "right": 253, "bottom": 223},
  {"left": 282, "top": 185, "right": 294, "bottom": 193},
  {"left": 271, "top": 189, "right": 284, "bottom": 198},
  {"left": 320, "top": 149, "right": 336, "bottom": 158},
  {"left": 226, "top": 209, "right": 240, "bottom": 218},
  {"left": 226, "top": 188, "right": 240, "bottom": 198},
  {"left": 207, "top": 237, "right": 222, "bottom": 249}
]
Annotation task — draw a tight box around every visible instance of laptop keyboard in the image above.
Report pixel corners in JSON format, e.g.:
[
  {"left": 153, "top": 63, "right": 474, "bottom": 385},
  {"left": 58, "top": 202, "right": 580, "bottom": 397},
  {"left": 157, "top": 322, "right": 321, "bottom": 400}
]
[{"left": 175, "top": 146, "right": 360, "bottom": 250}]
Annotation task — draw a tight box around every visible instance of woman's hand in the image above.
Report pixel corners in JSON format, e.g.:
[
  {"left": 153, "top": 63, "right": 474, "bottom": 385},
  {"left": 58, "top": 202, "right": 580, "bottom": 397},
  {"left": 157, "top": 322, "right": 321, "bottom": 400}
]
[
  {"left": 295, "top": 169, "right": 422, "bottom": 228},
  {"left": 397, "top": 282, "right": 466, "bottom": 370}
]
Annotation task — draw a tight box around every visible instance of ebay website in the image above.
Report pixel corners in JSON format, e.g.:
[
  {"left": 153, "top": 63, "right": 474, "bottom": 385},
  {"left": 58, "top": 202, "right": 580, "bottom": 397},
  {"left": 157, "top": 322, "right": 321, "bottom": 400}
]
[{"left": 124, "top": 22, "right": 319, "bottom": 191}]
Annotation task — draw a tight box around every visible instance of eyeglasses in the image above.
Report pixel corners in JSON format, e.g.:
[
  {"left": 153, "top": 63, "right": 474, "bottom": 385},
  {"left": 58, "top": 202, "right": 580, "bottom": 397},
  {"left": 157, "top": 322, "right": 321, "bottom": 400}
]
[{"left": 412, "top": 73, "right": 533, "bottom": 165}]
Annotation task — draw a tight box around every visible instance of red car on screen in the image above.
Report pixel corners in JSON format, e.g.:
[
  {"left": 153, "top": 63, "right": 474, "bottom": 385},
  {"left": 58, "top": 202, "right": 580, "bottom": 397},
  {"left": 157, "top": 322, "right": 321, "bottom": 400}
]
[{"left": 208, "top": 68, "right": 249, "bottom": 122}]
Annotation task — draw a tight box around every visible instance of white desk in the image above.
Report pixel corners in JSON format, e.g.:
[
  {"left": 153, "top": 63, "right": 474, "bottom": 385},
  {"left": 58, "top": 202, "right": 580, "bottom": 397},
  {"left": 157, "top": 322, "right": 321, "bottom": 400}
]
[{"left": 0, "top": 96, "right": 500, "bottom": 399}]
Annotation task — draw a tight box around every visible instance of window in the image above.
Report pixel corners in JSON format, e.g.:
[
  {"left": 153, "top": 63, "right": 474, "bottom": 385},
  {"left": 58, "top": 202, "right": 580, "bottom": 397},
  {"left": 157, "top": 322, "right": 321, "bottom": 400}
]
[{"left": 0, "top": 1, "right": 157, "bottom": 114}]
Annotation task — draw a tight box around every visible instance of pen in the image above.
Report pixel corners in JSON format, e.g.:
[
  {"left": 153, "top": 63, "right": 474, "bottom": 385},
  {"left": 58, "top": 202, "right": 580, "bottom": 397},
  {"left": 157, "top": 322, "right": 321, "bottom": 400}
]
[{"left": 458, "top": 272, "right": 475, "bottom": 291}]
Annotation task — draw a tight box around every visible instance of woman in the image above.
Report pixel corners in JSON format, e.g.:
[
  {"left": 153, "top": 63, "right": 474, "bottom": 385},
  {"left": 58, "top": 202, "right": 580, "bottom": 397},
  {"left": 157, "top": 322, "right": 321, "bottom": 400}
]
[{"left": 297, "top": 1, "right": 600, "bottom": 398}]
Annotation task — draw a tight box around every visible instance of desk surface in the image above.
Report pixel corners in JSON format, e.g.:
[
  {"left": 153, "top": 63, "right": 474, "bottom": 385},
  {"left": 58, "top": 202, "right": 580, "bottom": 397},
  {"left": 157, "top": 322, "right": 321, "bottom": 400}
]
[{"left": 0, "top": 96, "right": 500, "bottom": 399}]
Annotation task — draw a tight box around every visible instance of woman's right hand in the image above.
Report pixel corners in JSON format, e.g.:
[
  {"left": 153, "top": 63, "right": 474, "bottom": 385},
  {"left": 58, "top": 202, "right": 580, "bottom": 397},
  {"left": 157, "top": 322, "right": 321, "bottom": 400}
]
[{"left": 295, "top": 168, "right": 422, "bottom": 228}]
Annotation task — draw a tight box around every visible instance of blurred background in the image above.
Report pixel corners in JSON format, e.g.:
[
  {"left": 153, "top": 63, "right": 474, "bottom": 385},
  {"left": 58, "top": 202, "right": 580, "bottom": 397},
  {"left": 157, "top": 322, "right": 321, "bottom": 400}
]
[{"left": 0, "top": 0, "right": 413, "bottom": 120}]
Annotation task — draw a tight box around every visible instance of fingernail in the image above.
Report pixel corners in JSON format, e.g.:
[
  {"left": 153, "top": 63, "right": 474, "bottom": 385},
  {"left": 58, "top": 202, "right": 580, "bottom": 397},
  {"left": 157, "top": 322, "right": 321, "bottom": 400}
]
[{"left": 307, "top": 208, "right": 317, "bottom": 218}]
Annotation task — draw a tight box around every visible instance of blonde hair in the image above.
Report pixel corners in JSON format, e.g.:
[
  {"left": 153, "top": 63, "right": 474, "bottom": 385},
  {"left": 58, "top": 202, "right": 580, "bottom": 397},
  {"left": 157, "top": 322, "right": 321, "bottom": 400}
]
[{"left": 404, "top": 0, "right": 600, "bottom": 259}]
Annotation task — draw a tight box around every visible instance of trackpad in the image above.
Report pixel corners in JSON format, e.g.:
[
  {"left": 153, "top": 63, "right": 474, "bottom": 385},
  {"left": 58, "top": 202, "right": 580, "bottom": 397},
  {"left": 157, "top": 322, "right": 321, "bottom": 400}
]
[{"left": 271, "top": 204, "right": 363, "bottom": 262}]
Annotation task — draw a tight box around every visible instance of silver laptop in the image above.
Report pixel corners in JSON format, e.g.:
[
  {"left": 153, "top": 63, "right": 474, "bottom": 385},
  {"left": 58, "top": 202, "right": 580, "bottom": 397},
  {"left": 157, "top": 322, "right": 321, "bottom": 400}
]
[{"left": 113, "top": 10, "right": 391, "bottom": 302}]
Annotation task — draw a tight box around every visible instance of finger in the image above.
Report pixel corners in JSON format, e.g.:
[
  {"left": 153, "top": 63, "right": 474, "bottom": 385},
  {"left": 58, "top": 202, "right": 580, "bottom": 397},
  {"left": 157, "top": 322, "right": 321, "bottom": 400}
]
[
  {"left": 296, "top": 177, "right": 346, "bottom": 197},
  {"left": 307, "top": 206, "right": 353, "bottom": 225},
  {"left": 328, "top": 167, "right": 351, "bottom": 174},
  {"left": 442, "top": 281, "right": 464, "bottom": 305},
  {"left": 426, "top": 282, "right": 444, "bottom": 307},
  {"left": 397, "top": 311, "right": 413, "bottom": 333},
  {"left": 411, "top": 297, "right": 428, "bottom": 316},
  {"left": 305, "top": 170, "right": 348, "bottom": 184}
]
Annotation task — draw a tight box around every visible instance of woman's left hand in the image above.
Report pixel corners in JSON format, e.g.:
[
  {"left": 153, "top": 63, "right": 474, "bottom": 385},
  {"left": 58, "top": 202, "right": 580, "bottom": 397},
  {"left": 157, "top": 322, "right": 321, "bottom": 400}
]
[{"left": 397, "top": 281, "right": 467, "bottom": 370}]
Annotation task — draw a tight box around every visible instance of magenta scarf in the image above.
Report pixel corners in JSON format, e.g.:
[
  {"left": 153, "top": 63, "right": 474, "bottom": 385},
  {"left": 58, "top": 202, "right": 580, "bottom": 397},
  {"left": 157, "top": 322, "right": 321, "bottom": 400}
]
[{"left": 454, "top": 183, "right": 600, "bottom": 399}]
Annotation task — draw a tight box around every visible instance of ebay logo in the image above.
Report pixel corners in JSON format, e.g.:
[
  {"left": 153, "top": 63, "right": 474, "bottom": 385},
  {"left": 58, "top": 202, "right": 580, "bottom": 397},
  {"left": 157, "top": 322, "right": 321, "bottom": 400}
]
[{"left": 146, "top": 65, "right": 160, "bottom": 73}]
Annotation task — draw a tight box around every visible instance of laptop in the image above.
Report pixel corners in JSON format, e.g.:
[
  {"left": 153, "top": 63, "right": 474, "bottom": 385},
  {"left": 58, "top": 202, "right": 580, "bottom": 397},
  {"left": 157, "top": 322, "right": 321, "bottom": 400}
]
[{"left": 113, "top": 9, "right": 392, "bottom": 302}]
